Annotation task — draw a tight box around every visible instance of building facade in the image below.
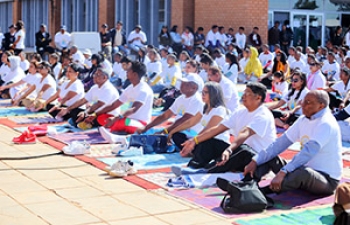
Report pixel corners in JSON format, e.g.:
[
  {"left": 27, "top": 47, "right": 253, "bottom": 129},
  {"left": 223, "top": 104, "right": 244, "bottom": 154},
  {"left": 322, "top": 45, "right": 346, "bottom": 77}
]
[{"left": 0, "top": 0, "right": 349, "bottom": 50}]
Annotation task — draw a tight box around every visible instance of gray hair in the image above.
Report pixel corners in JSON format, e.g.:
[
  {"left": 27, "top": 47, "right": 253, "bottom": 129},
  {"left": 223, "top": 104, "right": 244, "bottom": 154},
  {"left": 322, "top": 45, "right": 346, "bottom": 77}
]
[
  {"left": 311, "top": 90, "right": 330, "bottom": 107},
  {"left": 96, "top": 67, "right": 109, "bottom": 78}
]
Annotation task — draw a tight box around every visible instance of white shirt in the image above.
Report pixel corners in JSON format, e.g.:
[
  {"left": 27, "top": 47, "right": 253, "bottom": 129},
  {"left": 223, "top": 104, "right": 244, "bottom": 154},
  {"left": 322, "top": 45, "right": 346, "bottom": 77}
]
[
  {"left": 72, "top": 51, "right": 85, "bottom": 65},
  {"left": 0, "top": 64, "right": 10, "bottom": 80},
  {"left": 322, "top": 61, "right": 340, "bottom": 81},
  {"left": 285, "top": 110, "right": 342, "bottom": 180},
  {"left": 101, "top": 60, "right": 113, "bottom": 76},
  {"left": 218, "top": 33, "right": 228, "bottom": 47},
  {"left": 290, "top": 59, "right": 307, "bottom": 74},
  {"left": 127, "top": 30, "right": 147, "bottom": 47},
  {"left": 169, "top": 93, "right": 204, "bottom": 135},
  {"left": 112, "top": 62, "right": 123, "bottom": 78},
  {"left": 200, "top": 106, "right": 230, "bottom": 143},
  {"left": 307, "top": 70, "right": 326, "bottom": 91},
  {"left": 287, "top": 55, "right": 295, "bottom": 65},
  {"left": 199, "top": 70, "right": 208, "bottom": 82},
  {"left": 235, "top": 33, "right": 246, "bottom": 50},
  {"left": 33, "top": 75, "right": 57, "bottom": 101},
  {"left": 181, "top": 32, "right": 194, "bottom": 47},
  {"left": 282, "top": 88, "right": 309, "bottom": 115},
  {"left": 52, "top": 63, "right": 62, "bottom": 81},
  {"left": 215, "top": 55, "right": 226, "bottom": 70},
  {"left": 274, "top": 81, "right": 289, "bottom": 97},
  {"left": 222, "top": 63, "right": 239, "bottom": 84},
  {"left": 20, "top": 60, "right": 30, "bottom": 71},
  {"left": 59, "top": 79, "right": 85, "bottom": 107},
  {"left": 259, "top": 52, "right": 274, "bottom": 71},
  {"left": 205, "top": 30, "right": 218, "bottom": 47},
  {"left": 239, "top": 58, "right": 249, "bottom": 71},
  {"left": 119, "top": 81, "right": 153, "bottom": 123},
  {"left": 85, "top": 81, "right": 120, "bottom": 116},
  {"left": 15, "top": 30, "right": 25, "bottom": 49},
  {"left": 219, "top": 76, "right": 240, "bottom": 113},
  {"left": 345, "top": 31, "right": 350, "bottom": 47},
  {"left": 159, "top": 65, "right": 182, "bottom": 88},
  {"left": 22, "top": 73, "right": 41, "bottom": 98},
  {"left": 222, "top": 105, "right": 276, "bottom": 152},
  {"left": 331, "top": 81, "right": 350, "bottom": 99},
  {"left": 54, "top": 32, "right": 72, "bottom": 49},
  {"left": 147, "top": 61, "right": 162, "bottom": 81}
]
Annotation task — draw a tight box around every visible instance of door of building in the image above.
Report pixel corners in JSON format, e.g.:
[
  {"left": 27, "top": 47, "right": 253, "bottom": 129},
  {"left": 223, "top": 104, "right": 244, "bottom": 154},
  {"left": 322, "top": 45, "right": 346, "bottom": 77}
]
[{"left": 291, "top": 12, "right": 324, "bottom": 51}]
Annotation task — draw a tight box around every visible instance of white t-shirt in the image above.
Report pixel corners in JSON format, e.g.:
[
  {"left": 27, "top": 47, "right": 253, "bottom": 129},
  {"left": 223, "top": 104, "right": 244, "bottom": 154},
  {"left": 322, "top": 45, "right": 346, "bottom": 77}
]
[
  {"left": 72, "top": 51, "right": 85, "bottom": 65},
  {"left": 287, "top": 55, "right": 295, "bottom": 65},
  {"left": 159, "top": 65, "right": 182, "bottom": 88},
  {"left": 181, "top": 32, "right": 194, "bottom": 47},
  {"left": 285, "top": 110, "right": 343, "bottom": 180},
  {"left": 259, "top": 52, "right": 274, "bottom": 71},
  {"left": 0, "top": 64, "right": 10, "bottom": 80},
  {"left": 15, "top": 30, "right": 25, "bottom": 49},
  {"left": 22, "top": 73, "right": 41, "bottom": 98},
  {"left": 218, "top": 33, "right": 228, "bottom": 47},
  {"left": 345, "top": 32, "right": 350, "bottom": 47},
  {"left": 239, "top": 58, "right": 249, "bottom": 72},
  {"left": 274, "top": 81, "right": 289, "bottom": 97},
  {"left": 127, "top": 30, "right": 147, "bottom": 47},
  {"left": 222, "top": 105, "right": 276, "bottom": 152},
  {"left": 33, "top": 75, "right": 57, "bottom": 101},
  {"left": 112, "top": 62, "right": 123, "bottom": 78},
  {"left": 147, "top": 61, "right": 162, "bottom": 76},
  {"left": 101, "top": 60, "right": 113, "bottom": 77},
  {"left": 199, "top": 70, "right": 208, "bottom": 82},
  {"left": 52, "top": 63, "right": 62, "bottom": 81},
  {"left": 169, "top": 93, "right": 204, "bottom": 135},
  {"left": 200, "top": 106, "right": 230, "bottom": 143},
  {"left": 290, "top": 60, "right": 307, "bottom": 74},
  {"left": 85, "top": 81, "right": 120, "bottom": 116},
  {"left": 222, "top": 63, "right": 239, "bottom": 84},
  {"left": 235, "top": 33, "right": 246, "bottom": 50},
  {"left": 20, "top": 60, "right": 30, "bottom": 71},
  {"left": 219, "top": 76, "right": 240, "bottom": 113},
  {"left": 205, "top": 30, "right": 218, "bottom": 47},
  {"left": 307, "top": 70, "right": 326, "bottom": 91},
  {"left": 322, "top": 61, "right": 340, "bottom": 81},
  {"left": 119, "top": 81, "right": 153, "bottom": 123},
  {"left": 59, "top": 79, "right": 85, "bottom": 107},
  {"left": 331, "top": 81, "right": 350, "bottom": 99},
  {"left": 215, "top": 55, "right": 226, "bottom": 70},
  {"left": 282, "top": 88, "right": 309, "bottom": 115},
  {"left": 55, "top": 32, "right": 71, "bottom": 49}
]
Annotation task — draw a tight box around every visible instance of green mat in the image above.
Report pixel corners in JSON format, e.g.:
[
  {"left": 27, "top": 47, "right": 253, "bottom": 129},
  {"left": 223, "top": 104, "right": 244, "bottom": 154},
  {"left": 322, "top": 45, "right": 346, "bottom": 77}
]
[{"left": 234, "top": 207, "right": 335, "bottom": 225}]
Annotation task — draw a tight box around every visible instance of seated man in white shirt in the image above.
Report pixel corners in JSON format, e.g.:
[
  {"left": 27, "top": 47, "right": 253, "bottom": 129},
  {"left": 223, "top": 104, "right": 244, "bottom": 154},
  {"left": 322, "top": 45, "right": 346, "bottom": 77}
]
[
  {"left": 96, "top": 61, "right": 153, "bottom": 138},
  {"left": 57, "top": 68, "right": 120, "bottom": 128},
  {"left": 322, "top": 52, "right": 340, "bottom": 81},
  {"left": 244, "top": 90, "right": 342, "bottom": 196},
  {"left": 54, "top": 25, "right": 72, "bottom": 53},
  {"left": 127, "top": 25, "right": 147, "bottom": 53},
  {"left": 180, "top": 82, "right": 280, "bottom": 173},
  {"left": 70, "top": 45, "right": 85, "bottom": 66},
  {"left": 259, "top": 44, "right": 274, "bottom": 73},
  {"left": 290, "top": 51, "right": 307, "bottom": 74},
  {"left": 139, "top": 74, "right": 204, "bottom": 150}
]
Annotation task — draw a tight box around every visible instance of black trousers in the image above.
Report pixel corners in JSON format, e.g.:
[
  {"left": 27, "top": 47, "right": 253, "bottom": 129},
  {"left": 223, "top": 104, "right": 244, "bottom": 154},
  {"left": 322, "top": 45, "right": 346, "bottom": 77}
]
[{"left": 68, "top": 107, "right": 98, "bottom": 127}]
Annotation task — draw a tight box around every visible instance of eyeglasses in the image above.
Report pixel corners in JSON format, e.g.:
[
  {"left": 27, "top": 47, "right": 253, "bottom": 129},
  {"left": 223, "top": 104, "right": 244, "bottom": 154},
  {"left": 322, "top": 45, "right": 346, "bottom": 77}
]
[
  {"left": 201, "top": 90, "right": 209, "bottom": 95},
  {"left": 309, "top": 63, "right": 316, "bottom": 67},
  {"left": 292, "top": 79, "right": 300, "bottom": 83}
]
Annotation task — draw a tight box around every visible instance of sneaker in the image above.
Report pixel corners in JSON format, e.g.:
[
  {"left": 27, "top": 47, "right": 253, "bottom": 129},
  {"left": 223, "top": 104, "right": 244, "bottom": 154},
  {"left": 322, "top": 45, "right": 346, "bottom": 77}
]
[
  {"left": 117, "top": 146, "right": 143, "bottom": 156},
  {"left": 109, "top": 160, "right": 137, "bottom": 177},
  {"left": 12, "top": 130, "right": 36, "bottom": 144},
  {"left": 111, "top": 144, "right": 128, "bottom": 154},
  {"left": 98, "top": 126, "right": 128, "bottom": 144},
  {"left": 77, "top": 121, "right": 92, "bottom": 130},
  {"left": 103, "top": 160, "right": 124, "bottom": 173},
  {"left": 63, "top": 141, "right": 91, "bottom": 155}
]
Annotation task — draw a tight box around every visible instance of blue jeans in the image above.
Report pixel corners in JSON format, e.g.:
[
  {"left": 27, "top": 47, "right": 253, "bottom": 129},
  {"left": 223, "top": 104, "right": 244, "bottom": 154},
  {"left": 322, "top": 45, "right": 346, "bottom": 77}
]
[{"left": 152, "top": 84, "right": 166, "bottom": 94}]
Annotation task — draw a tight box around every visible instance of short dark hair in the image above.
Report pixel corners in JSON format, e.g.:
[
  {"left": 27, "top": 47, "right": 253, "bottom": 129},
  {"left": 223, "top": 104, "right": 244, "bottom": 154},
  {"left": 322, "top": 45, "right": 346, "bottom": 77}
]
[
  {"left": 239, "top": 27, "right": 245, "bottom": 30},
  {"left": 246, "top": 82, "right": 267, "bottom": 103},
  {"left": 69, "top": 63, "right": 82, "bottom": 73},
  {"left": 120, "top": 56, "right": 132, "bottom": 64},
  {"left": 200, "top": 53, "right": 214, "bottom": 65},
  {"left": 197, "top": 27, "right": 204, "bottom": 31},
  {"left": 211, "top": 25, "right": 218, "bottom": 29},
  {"left": 130, "top": 61, "right": 147, "bottom": 79},
  {"left": 253, "top": 27, "right": 259, "bottom": 30}
]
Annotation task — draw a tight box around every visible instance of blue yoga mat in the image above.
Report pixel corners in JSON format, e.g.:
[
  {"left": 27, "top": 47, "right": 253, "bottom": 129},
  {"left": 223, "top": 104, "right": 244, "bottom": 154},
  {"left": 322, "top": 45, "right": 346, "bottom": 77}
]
[
  {"left": 0, "top": 107, "right": 47, "bottom": 117},
  {"left": 97, "top": 153, "right": 190, "bottom": 170}
]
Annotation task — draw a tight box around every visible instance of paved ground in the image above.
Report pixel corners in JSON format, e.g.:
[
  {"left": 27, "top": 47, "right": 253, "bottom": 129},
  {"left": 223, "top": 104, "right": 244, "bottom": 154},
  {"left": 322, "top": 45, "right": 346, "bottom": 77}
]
[{"left": 0, "top": 125, "right": 233, "bottom": 225}]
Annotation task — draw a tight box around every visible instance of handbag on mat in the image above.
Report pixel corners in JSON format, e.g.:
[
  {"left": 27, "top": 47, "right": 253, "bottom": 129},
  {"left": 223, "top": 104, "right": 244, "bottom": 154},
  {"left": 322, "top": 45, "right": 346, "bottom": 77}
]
[
  {"left": 129, "top": 134, "right": 173, "bottom": 154},
  {"left": 219, "top": 179, "right": 273, "bottom": 214}
]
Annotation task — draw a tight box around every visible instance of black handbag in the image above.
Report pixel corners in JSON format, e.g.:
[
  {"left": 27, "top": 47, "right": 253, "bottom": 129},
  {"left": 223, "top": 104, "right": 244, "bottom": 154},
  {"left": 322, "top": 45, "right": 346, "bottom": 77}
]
[
  {"left": 219, "top": 179, "right": 273, "bottom": 214},
  {"left": 129, "top": 134, "right": 171, "bottom": 154}
]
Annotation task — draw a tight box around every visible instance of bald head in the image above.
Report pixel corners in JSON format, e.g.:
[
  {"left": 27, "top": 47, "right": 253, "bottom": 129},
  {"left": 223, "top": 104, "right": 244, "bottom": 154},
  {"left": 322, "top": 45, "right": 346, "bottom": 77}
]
[{"left": 308, "top": 90, "right": 329, "bottom": 107}]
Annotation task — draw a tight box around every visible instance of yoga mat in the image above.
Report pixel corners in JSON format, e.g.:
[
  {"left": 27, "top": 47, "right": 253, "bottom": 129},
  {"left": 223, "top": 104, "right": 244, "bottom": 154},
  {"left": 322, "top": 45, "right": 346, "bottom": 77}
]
[
  {"left": 168, "top": 178, "right": 350, "bottom": 218},
  {"left": 0, "top": 107, "right": 47, "bottom": 117},
  {"left": 97, "top": 152, "right": 190, "bottom": 170},
  {"left": 0, "top": 99, "right": 12, "bottom": 107},
  {"left": 234, "top": 206, "right": 335, "bottom": 225},
  {"left": 14, "top": 124, "right": 84, "bottom": 134},
  {"left": 9, "top": 116, "right": 60, "bottom": 124},
  {"left": 48, "top": 130, "right": 107, "bottom": 144}
]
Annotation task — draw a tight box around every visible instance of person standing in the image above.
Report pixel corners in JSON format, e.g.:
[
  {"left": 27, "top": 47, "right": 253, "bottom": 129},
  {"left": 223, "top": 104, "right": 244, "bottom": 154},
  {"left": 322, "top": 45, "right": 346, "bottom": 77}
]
[
  {"left": 235, "top": 27, "right": 246, "bottom": 52},
  {"left": 13, "top": 21, "right": 26, "bottom": 55},
  {"left": 268, "top": 21, "right": 280, "bottom": 52},
  {"left": 1, "top": 25, "right": 16, "bottom": 52},
  {"left": 35, "top": 24, "right": 54, "bottom": 57},
  {"left": 332, "top": 26, "right": 344, "bottom": 47},
  {"left": 248, "top": 27, "right": 262, "bottom": 48},
  {"left": 100, "top": 24, "right": 112, "bottom": 62},
  {"left": 280, "top": 24, "right": 293, "bottom": 54},
  {"left": 110, "top": 21, "right": 128, "bottom": 55}
]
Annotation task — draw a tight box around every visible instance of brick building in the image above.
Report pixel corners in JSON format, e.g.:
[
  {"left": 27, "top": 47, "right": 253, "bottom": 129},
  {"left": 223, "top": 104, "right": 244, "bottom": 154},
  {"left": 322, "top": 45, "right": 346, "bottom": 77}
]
[{"left": 0, "top": 0, "right": 349, "bottom": 50}]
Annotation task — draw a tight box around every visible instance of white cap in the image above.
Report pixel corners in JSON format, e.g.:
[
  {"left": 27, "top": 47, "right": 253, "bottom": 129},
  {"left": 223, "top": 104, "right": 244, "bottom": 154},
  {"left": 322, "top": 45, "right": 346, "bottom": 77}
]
[
  {"left": 180, "top": 73, "right": 204, "bottom": 93},
  {"left": 82, "top": 48, "right": 92, "bottom": 56}
]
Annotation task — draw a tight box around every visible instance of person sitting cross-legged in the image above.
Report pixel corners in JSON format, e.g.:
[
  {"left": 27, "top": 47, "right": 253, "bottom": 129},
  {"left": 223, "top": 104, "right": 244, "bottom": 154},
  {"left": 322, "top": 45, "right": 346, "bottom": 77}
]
[{"left": 244, "top": 90, "right": 342, "bottom": 196}]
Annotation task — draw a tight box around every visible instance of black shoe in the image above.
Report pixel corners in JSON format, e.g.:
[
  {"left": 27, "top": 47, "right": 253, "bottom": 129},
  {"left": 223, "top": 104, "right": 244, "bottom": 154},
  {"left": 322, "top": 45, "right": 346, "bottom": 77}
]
[
  {"left": 188, "top": 160, "right": 204, "bottom": 169},
  {"left": 216, "top": 177, "right": 229, "bottom": 192}
]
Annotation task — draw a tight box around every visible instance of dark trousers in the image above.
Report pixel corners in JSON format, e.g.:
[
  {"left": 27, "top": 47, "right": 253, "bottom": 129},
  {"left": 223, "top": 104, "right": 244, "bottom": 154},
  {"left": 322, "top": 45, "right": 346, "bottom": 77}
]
[
  {"left": 329, "top": 93, "right": 343, "bottom": 110},
  {"left": 68, "top": 107, "right": 98, "bottom": 127},
  {"left": 260, "top": 77, "right": 272, "bottom": 89},
  {"left": 334, "top": 109, "right": 350, "bottom": 121},
  {"left": 36, "top": 46, "right": 55, "bottom": 57},
  {"left": 172, "top": 132, "right": 188, "bottom": 150},
  {"left": 47, "top": 104, "right": 72, "bottom": 121}
]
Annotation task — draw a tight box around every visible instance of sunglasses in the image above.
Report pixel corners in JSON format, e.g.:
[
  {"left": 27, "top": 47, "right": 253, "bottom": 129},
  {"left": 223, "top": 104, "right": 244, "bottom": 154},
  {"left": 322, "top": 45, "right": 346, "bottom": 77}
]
[
  {"left": 309, "top": 63, "right": 316, "bottom": 66},
  {"left": 276, "top": 54, "right": 281, "bottom": 57},
  {"left": 292, "top": 79, "right": 300, "bottom": 83}
]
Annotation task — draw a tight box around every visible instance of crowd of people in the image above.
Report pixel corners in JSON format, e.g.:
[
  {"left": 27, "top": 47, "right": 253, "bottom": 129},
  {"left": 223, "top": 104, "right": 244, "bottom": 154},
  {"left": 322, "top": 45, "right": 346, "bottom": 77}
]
[{"left": 1, "top": 19, "right": 350, "bottom": 203}]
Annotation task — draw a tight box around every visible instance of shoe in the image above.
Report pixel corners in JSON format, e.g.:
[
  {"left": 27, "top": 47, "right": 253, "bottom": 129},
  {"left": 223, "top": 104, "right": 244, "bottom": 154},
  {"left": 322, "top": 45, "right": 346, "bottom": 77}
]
[
  {"left": 12, "top": 130, "right": 36, "bottom": 144},
  {"left": 111, "top": 144, "right": 128, "bottom": 154},
  {"left": 109, "top": 160, "right": 137, "bottom": 177},
  {"left": 216, "top": 177, "right": 229, "bottom": 192},
  {"left": 28, "top": 124, "right": 48, "bottom": 136},
  {"left": 103, "top": 160, "right": 124, "bottom": 173},
  {"left": 77, "top": 121, "right": 92, "bottom": 130},
  {"left": 98, "top": 126, "right": 127, "bottom": 144},
  {"left": 117, "top": 146, "right": 143, "bottom": 156},
  {"left": 62, "top": 141, "right": 91, "bottom": 155}
]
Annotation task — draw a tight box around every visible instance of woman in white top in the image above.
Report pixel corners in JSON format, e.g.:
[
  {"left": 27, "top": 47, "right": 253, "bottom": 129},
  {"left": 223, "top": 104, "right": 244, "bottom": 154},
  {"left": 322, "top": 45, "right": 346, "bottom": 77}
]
[
  {"left": 181, "top": 26, "right": 194, "bottom": 56},
  {"left": 267, "top": 71, "right": 309, "bottom": 129},
  {"left": 14, "top": 61, "right": 57, "bottom": 111},
  {"left": 45, "top": 63, "right": 85, "bottom": 120},
  {"left": 0, "top": 60, "right": 40, "bottom": 101},
  {"left": 223, "top": 52, "right": 240, "bottom": 84},
  {"left": 270, "top": 71, "right": 288, "bottom": 100},
  {"left": 179, "top": 51, "right": 190, "bottom": 73},
  {"left": 13, "top": 21, "right": 26, "bottom": 55},
  {"left": 168, "top": 82, "right": 230, "bottom": 169},
  {"left": 0, "top": 51, "right": 12, "bottom": 85},
  {"left": 307, "top": 59, "right": 326, "bottom": 91}
]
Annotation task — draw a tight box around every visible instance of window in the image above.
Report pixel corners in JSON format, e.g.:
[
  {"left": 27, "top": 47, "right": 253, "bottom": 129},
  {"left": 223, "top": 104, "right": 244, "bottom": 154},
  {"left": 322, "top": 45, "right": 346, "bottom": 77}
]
[
  {"left": 134, "top": 0, "right": 139, "bottom": 25},
  {"left": 159, "top": 0, "right": 165, "bottom": 23}
]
